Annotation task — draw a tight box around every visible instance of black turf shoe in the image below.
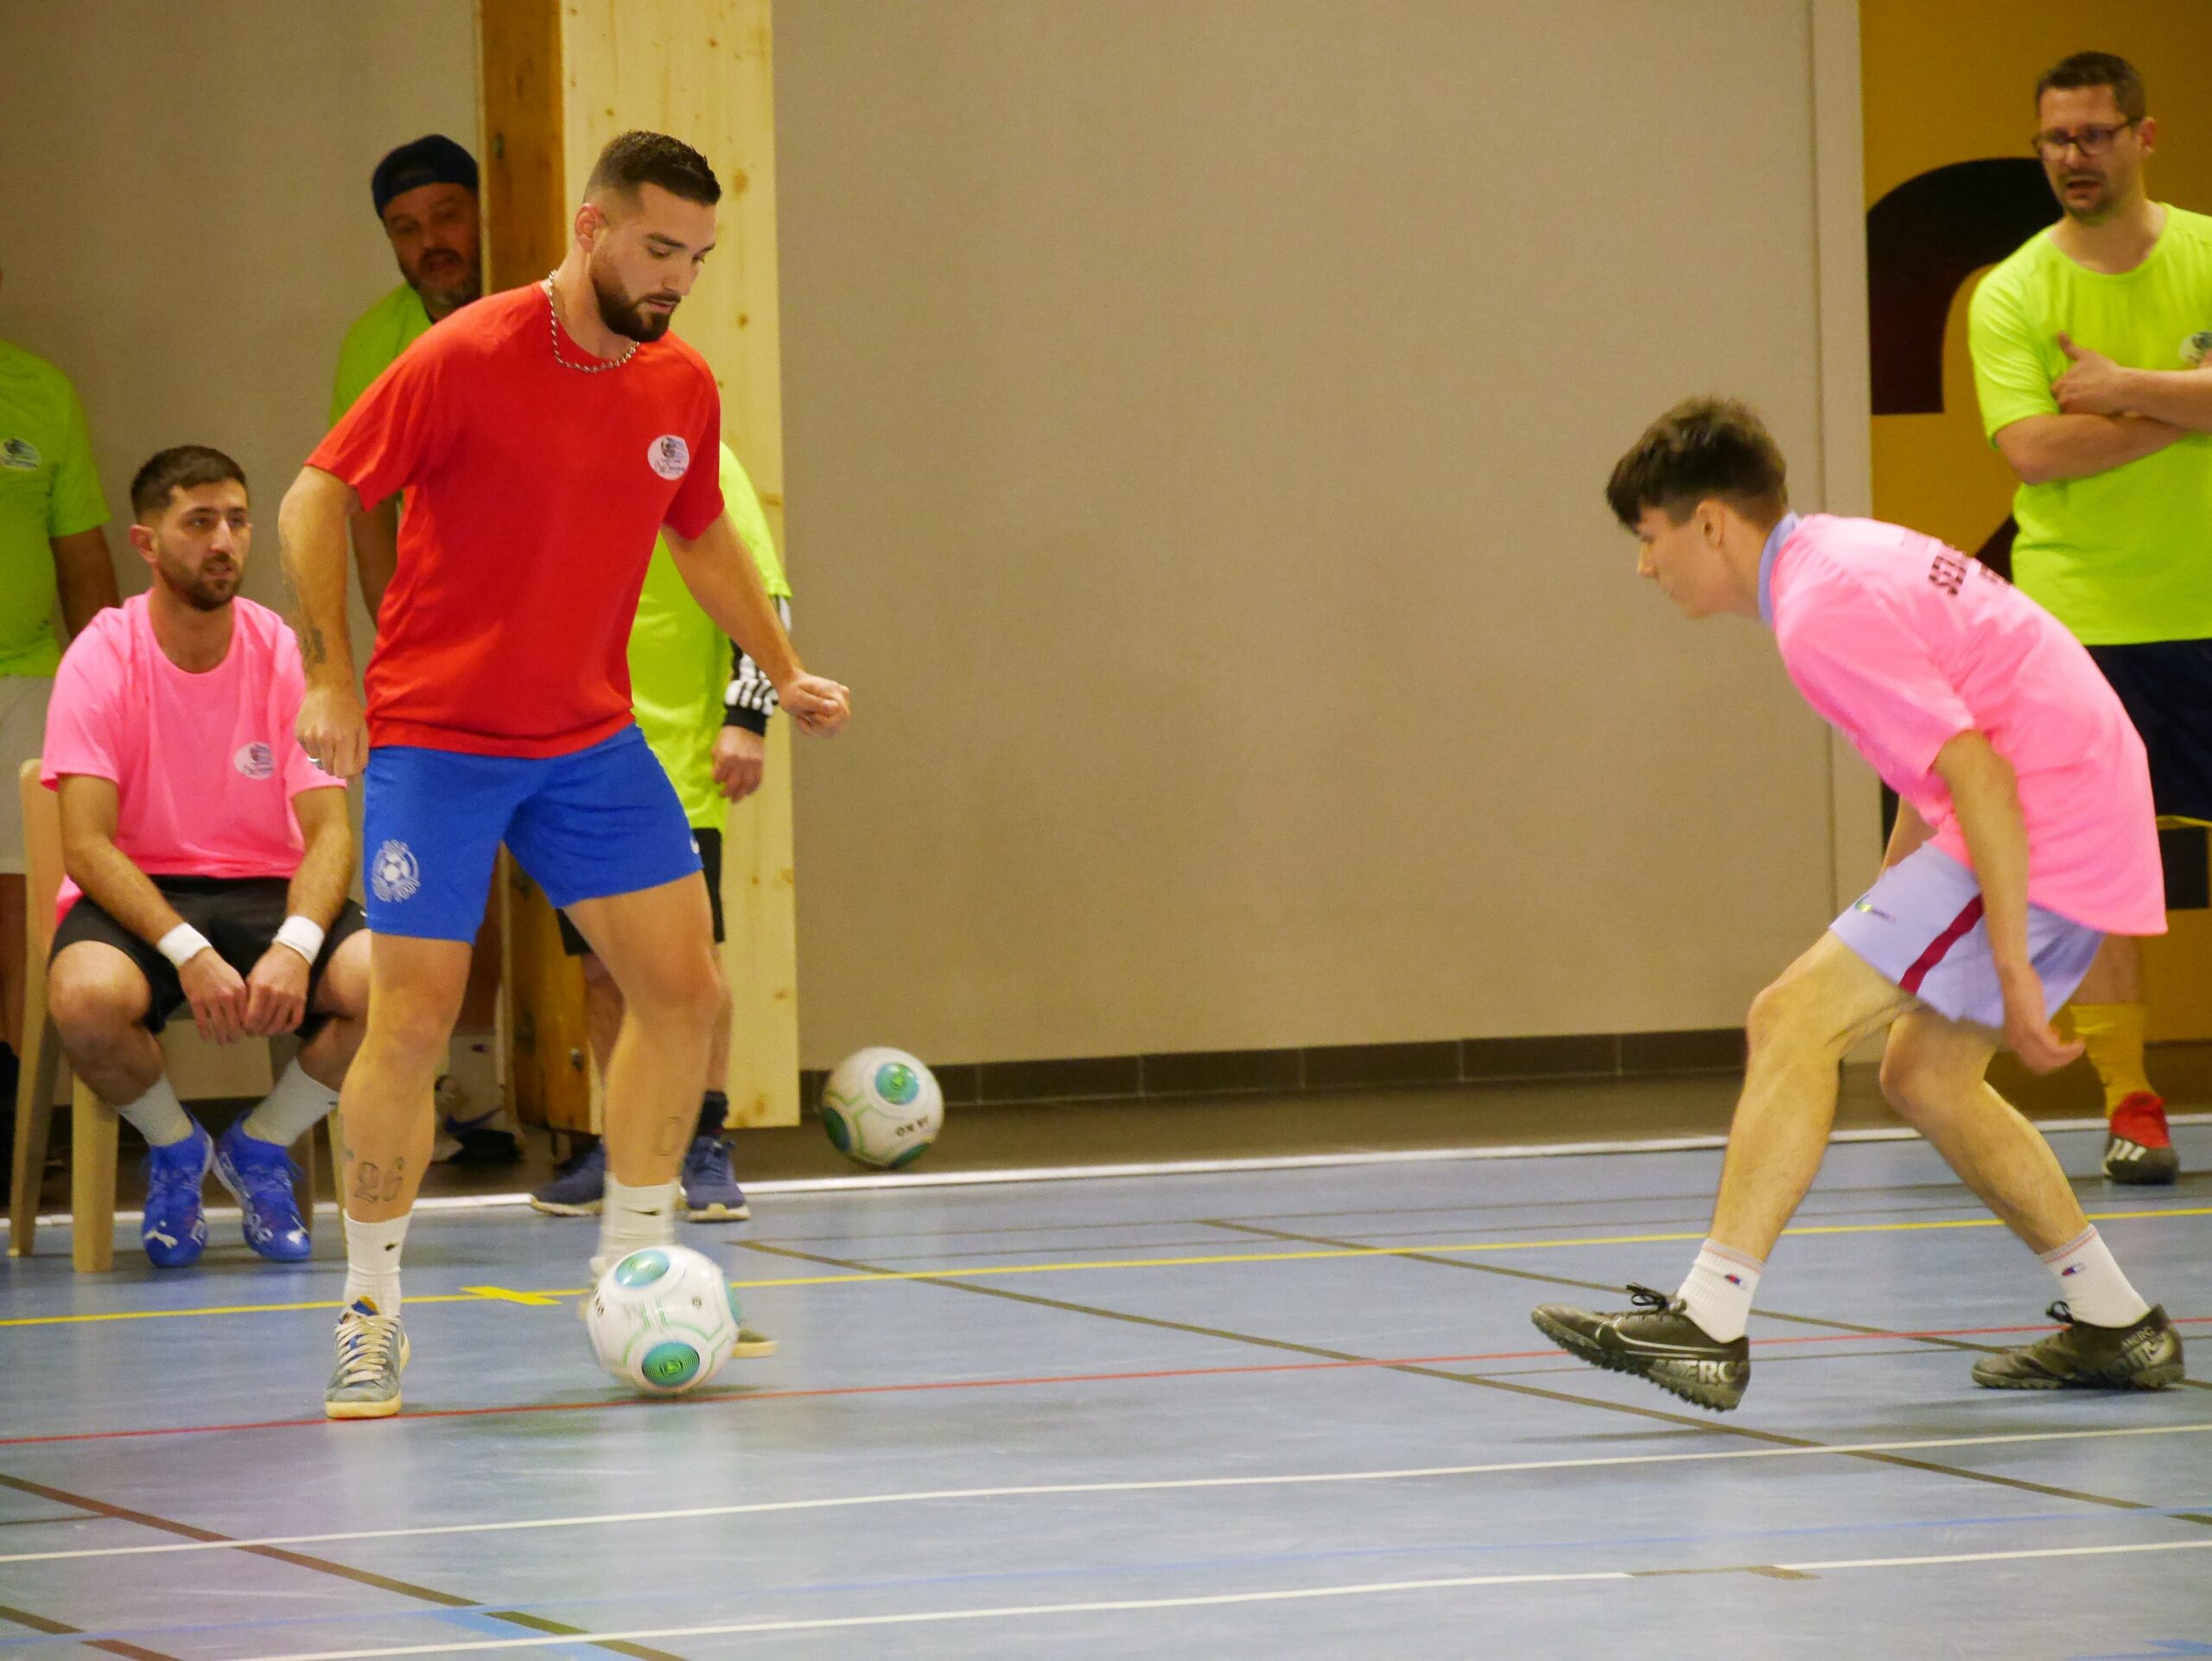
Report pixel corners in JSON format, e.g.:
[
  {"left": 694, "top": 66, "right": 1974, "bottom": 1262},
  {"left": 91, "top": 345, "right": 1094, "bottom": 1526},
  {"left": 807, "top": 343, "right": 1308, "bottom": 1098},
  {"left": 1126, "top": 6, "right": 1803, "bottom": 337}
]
[
  {"left": 1971, "top": 1302, "right": 2184, "bottom": 1391},
  {"left": 1530, "top": 1283, "right": 1750, "bottom": 1412}
]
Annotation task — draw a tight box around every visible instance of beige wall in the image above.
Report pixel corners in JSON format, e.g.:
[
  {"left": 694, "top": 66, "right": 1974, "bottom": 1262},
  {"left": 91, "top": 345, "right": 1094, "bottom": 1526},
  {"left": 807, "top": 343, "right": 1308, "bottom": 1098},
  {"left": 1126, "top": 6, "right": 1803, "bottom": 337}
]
[
  {"left": 0, "top": 0, "right": 477, "bottom": 655},
  {"left": 775, "top": 0, "right": 1868, "bottom": 1065}
]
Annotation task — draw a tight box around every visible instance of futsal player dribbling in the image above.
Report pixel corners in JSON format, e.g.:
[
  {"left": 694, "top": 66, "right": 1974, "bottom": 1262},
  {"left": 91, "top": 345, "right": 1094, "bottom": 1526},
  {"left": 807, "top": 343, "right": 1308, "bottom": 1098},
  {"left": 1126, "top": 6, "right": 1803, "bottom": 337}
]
[
  {"left": 1529, "top": 398, "right": 2181, "bottom": 1413},
  {"left": 280, "top": 131, "right": 851, "bottom": 1419}
]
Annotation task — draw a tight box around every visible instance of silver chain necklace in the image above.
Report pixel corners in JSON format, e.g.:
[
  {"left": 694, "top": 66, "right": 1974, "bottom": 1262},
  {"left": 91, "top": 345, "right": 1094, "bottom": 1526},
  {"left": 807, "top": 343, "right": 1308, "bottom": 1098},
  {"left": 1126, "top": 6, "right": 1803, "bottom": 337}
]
[{"left": 543, "top": 273, "right": 638, "bottom": 373}]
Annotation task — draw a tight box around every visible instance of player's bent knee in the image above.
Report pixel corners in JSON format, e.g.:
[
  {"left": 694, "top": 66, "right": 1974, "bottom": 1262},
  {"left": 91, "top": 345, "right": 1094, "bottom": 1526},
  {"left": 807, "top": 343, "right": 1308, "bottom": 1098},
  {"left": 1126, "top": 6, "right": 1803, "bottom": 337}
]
[{"left": 48, "top": 966, "right": 149, "bottom": 1053}]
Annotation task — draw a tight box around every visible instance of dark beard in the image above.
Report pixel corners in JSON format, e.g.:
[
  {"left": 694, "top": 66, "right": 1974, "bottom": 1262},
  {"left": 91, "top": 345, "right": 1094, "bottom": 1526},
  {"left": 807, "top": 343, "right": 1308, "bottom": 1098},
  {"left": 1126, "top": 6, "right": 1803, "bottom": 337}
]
[
  {"left": 161, "top": 563, "right": 235, "bottom": 612},
  {"left": 591, "top": 264, "right": 674, "bottom": 344}
]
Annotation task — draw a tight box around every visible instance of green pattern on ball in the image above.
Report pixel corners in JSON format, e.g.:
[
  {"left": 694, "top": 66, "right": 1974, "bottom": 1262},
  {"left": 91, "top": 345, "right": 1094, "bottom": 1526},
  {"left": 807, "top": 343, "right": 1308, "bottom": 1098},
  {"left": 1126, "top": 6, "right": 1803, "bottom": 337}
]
[
  {"left": 874, "top": 1062, "right": 919, "bottom": 1105},
  {"left": 613, "top": 1250, "right": 671, "bottom": 1287},
  {"left": 822, "top": 1093, "right": 855, "bottom": 1152},
  {"left": 640, "top": 1340, "right": 702, "bottom": 1390}
]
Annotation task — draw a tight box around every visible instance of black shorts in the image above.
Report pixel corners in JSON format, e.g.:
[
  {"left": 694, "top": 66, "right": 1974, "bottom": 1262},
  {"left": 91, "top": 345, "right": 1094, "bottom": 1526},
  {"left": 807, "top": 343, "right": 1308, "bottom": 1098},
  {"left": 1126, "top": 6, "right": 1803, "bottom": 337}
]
[
  {"left": 2088, "top": 640, "right": 2212, "bottom": 826},
  {"left": 51, "top": 877, "right": 368, "bottom": 1040},
  {"left": 557, "top": 827, "right": 723, "bottom": 957}
]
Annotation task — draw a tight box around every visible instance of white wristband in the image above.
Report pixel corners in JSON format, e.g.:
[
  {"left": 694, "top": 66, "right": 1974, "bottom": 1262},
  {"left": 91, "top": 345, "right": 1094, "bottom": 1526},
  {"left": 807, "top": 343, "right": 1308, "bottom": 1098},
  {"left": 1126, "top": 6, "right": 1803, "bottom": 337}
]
[
  {"left": 274, "top": 914, "right": 327, "bottom": 965},
  {"left": 157, "top": 924, "right": 213, "bottom": 969}
]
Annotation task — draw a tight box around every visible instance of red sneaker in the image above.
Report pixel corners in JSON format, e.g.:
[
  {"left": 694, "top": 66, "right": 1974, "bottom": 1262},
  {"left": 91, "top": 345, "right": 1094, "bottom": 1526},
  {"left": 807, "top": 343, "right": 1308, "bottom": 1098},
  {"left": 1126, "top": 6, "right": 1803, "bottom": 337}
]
[{"left": 2104, "top": 1091, "right": 2179, "bottom": 1186}]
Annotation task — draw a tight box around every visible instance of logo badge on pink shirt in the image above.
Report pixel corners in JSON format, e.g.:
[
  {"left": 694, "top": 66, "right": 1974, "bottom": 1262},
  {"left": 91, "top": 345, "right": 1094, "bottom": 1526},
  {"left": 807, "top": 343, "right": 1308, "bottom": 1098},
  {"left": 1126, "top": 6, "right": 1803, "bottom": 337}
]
[{"left": 233, "top": 742, "right": 276, "bottom": 780}]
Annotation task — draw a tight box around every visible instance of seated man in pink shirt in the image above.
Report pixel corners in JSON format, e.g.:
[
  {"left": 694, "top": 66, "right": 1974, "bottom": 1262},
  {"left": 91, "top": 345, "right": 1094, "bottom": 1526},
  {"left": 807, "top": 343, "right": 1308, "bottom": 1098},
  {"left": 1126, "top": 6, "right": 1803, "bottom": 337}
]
[
  {"left": 1531, "top": 398, "right": 2181, "bottom": 1411},
  {"left": 43, "top": 446, "right": 368, "bottom": 1268}
]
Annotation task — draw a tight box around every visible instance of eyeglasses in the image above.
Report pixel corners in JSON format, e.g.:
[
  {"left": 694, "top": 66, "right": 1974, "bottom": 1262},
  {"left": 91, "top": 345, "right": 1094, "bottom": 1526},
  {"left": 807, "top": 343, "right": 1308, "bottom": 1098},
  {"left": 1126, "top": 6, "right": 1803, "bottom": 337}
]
[{"left": 2032, "top": 119, "right": 2139, "bottom": 160}]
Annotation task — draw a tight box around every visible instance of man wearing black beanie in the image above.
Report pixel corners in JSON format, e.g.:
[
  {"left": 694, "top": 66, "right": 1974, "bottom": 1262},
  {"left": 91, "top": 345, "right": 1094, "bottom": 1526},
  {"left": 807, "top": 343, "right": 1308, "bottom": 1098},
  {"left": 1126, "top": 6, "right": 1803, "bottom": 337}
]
[{"left": 327, "top": 134, "right": 513, "bottom": 1168}]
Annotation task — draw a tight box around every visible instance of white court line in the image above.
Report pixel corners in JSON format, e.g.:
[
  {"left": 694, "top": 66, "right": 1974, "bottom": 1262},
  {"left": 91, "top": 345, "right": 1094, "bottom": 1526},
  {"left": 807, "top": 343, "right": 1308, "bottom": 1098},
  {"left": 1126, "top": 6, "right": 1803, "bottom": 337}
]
[
  {"left": 224, "top": 1537, "right": 2212, "bottom": 1661},
  {"left": 10, "top": 1420, "right": 2208, "bottom": 1567},
  {"left": 22, "top": 1111, "right": 2206, "bottom": 1229}
]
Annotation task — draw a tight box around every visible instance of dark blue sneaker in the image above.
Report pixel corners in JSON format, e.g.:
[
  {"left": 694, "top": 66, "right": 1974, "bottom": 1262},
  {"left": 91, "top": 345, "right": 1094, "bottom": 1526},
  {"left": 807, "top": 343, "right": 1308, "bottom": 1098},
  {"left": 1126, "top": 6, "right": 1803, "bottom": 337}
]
[
  {"left": 681, "top": 1135, "right": 751, "bottom": 1222},
  {"left": 530, "top": 1138, "right": 606, "bottom": 1216},
  {"left": 141, "top": 1123, "right": 211, "bottom": 1268},
  {"left": 212, "top": 1120, "right": 311, "bottom": 1263}
]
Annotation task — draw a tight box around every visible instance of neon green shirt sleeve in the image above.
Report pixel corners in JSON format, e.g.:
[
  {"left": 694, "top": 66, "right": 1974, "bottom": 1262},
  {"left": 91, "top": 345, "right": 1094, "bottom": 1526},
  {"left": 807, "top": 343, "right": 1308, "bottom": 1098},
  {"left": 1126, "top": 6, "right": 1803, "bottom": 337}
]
[
  {"left": 1967, "top": 264, "right": 2062, "bottom": 443},
  {"left": 46, "top": 378, "right": 108, "bottom": 538}
]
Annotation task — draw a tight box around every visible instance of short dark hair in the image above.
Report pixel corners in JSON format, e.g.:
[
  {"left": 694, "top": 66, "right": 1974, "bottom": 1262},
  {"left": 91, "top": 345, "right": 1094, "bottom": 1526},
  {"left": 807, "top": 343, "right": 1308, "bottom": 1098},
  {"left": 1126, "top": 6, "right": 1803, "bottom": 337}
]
[
  {"left": 586, "top": 130, "right": 721, "bottom": 209},
  {"left": 1605, "top": 398, "right": 1789, "bottom": 530},
  {"left": 2036, "top": 52, "right": 2146, "bottom": 123},
  {"left": 130, "top": 445, "right": 246, "bottom": 522}
]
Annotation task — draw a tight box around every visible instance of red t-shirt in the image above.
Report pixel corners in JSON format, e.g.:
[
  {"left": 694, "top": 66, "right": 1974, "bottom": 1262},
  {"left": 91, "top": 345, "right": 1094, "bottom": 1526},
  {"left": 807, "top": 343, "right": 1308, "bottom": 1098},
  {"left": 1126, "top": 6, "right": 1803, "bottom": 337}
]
[{"left": 308, "top": 283, "right": 725, "bottom": 756}]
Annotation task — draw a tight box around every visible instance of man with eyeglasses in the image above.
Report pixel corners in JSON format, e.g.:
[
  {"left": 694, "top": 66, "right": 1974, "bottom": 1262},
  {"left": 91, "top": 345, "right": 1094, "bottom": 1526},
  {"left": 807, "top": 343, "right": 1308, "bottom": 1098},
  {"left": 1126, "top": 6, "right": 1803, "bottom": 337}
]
[{"left": 1968, "top": 51, "right": 2212, "bottom": 1187}]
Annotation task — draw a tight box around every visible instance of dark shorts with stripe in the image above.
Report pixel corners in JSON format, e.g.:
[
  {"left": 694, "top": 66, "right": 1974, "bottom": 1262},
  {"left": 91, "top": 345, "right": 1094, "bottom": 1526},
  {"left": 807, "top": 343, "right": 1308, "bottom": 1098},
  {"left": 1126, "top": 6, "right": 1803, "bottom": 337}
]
[{"left": 556, "top": 827, "right": 723, "bottom": 958}]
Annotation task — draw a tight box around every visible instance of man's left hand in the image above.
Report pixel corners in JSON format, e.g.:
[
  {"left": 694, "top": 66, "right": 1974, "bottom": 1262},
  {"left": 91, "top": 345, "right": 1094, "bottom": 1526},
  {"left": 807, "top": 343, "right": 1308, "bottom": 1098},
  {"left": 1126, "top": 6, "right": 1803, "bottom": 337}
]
[
  {"left": 2053, "top": 332, "right": 2140, "bottom": 417},
  {"left": 1998, "top": 961, "right": 2083, "bottom": 1074},
  {"left": 243, "top": 943, "right": 311, "bottom": 1037},
  {"left": 713, "top": 726, "right": 767, "bottom": 802}
]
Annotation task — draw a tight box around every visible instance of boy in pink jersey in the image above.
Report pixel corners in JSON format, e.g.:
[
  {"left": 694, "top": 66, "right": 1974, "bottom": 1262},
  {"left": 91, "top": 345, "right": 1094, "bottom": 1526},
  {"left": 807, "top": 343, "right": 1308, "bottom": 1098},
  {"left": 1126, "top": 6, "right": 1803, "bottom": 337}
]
[
  {"left": 42, "top": 448, "right": 369, "bottom": 1269},
  {"left": 1531, "top": 398, "right": 2181, "bottom": 1411}
]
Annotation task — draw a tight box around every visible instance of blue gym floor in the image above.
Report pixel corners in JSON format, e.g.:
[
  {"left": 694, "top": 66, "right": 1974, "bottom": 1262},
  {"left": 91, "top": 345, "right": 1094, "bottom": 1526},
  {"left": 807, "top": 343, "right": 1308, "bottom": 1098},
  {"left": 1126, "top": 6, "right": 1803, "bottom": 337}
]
[{"left": 2, "top": 1121, "right": 2209, "bottom": 1660}]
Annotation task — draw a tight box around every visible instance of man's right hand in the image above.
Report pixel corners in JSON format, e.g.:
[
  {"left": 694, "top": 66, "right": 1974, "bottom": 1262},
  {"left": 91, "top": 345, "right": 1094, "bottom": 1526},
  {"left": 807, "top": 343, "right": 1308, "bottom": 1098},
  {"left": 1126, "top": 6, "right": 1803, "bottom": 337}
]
[
  {"left": 297, "top": 682, "right": 368, "bottom": 780},
  {"left": 1999, "top": 961, "right": 2084, "bottom": 1075},
  {"left": 178, "top": 949, "right": 251, "bottom": 1045}
]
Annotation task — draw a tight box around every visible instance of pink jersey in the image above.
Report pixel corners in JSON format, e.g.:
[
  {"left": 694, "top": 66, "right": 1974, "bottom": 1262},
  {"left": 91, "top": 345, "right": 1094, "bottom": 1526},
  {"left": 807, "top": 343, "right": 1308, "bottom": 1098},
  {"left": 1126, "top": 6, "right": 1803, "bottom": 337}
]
[
  {"left": 41, "top": 595, "right": 343, "bottom": 920},
  {"left": 1766, "top": 514, "right": 2163, "bottom": 938}
]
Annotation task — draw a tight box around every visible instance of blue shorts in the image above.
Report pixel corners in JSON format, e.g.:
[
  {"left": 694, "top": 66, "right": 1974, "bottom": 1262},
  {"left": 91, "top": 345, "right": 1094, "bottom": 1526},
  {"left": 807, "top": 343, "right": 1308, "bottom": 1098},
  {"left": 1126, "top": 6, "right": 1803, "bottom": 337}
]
[
  {"left": 362, "top": 726, "right": 702, "bottom": 941},
  {"left": 1828, "top": 845, "right": 2104, "bottom": 1029}
]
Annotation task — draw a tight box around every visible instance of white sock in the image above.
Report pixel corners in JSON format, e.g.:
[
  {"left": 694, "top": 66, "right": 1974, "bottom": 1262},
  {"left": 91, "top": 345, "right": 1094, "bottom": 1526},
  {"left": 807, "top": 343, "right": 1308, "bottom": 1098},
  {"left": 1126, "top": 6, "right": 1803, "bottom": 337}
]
[
  {"left": 343, "top": 1212, "right": 410, "bottom": 1317},
  {"left": 594, "top": 1174, "right": 678, "bottom": 1275},
  {"left": 1677, "top": 1238, "right": 1764, "bottom": 1342},
  {"left": 240, "top": 1060, "right": 340, "bottom": 1147},
  {"left": 2040, "top": 1226, "right": 2151, "bottom": 1327},
  {"left": 118, "top": 1076, "right": 194, "bottom": 1147}
]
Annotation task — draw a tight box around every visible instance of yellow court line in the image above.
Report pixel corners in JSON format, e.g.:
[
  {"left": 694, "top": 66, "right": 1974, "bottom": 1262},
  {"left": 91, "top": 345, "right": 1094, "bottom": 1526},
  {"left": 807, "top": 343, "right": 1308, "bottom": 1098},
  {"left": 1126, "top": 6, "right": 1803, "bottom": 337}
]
[{"left": 5, "top": 1205, "right": 2207, "bottom": 1329}]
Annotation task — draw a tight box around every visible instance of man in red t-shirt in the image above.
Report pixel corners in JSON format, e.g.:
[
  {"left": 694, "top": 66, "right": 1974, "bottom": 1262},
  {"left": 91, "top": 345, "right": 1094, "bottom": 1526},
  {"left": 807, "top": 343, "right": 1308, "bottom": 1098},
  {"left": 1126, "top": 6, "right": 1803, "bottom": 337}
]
[{"left": 279, "top": 131, "right": 849, "bottom": 1420}]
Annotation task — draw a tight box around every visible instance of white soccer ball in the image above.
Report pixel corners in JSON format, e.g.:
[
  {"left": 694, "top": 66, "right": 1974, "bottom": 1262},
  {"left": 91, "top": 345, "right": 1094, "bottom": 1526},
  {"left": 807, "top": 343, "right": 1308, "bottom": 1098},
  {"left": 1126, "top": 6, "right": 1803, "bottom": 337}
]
[
  {"left": 821, "top": 1047, "right": 943, "bottom": 1170},
  {"left": 584, "top": 1244, "right": 741, "bottom": 1394}
]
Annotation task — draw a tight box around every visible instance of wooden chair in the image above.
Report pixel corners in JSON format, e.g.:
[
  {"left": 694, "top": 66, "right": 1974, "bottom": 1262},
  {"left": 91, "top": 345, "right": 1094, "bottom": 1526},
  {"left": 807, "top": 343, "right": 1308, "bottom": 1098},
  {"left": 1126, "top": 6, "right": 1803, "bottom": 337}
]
[{"left": 6, "top": 760, "right": 334, "bottom": 1270}]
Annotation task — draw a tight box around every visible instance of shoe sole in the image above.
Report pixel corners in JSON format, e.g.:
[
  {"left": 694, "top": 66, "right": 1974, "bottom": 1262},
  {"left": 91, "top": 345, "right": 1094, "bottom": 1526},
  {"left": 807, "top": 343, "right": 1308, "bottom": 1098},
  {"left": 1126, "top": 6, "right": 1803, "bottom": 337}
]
[
  {"left": 686, "top": 1202, "right": 751, "bottom": 1222},
  {"left": 1530, "top": 1309, "right": 1745, "bottom": 1413},
  {"left": 530, "top": 1197, "right": 603, "bottom": 1216},
  {"left": 325, "top": 1395, "right": 404, "bottom": 1420},
  {"left": 2103, "top": 1161, "right": 2180, "bottom": 1187},
  {"left": 1973, "top": 1356, "right": 2186, "bottom": 1391},
  {"left": 733, "top": 1335, "right": 779, "bottom": 1358}
]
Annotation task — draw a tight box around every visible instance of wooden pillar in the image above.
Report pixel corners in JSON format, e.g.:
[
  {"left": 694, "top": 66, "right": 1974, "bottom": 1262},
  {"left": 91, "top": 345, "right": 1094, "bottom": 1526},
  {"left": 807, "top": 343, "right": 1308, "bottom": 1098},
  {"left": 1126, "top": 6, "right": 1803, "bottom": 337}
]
[{"left": 480, "top": 0, "right": 801, "bottom": 1130}]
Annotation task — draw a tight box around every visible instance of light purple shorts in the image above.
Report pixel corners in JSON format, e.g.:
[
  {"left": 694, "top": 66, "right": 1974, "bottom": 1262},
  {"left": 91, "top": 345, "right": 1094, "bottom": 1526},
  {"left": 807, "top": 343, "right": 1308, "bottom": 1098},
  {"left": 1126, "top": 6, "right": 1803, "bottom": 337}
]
[{"left": 1828, "top": 845, "right": 2104, "bottom": 1028}]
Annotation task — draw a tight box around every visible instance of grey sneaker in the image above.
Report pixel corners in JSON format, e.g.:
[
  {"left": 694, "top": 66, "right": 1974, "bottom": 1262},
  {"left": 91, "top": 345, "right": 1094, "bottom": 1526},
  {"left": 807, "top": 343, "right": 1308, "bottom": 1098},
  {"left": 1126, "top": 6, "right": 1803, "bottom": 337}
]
[
  {"left": 681, "top": 1135, "right": 751, "bottom": 1221},
  {"left": 1531, "top": 1283, "right": 1750, "bottom": 1411},
  {"left": 325, "top": 1299, "right": 410, "bottom": 1420},
  {"left": 531, "top": 1140, "right": 607, "bottom": 1217},
  {"left": 1972, "top": 1302, "right": 2183, "bottom": 1391}
]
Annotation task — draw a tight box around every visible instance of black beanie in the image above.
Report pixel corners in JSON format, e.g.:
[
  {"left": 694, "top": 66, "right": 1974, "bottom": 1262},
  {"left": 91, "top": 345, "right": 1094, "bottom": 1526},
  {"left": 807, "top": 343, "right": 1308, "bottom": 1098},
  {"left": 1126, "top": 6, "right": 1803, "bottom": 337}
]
[{"left": 372, "top": 135, "right": 479, "bottom": 218}]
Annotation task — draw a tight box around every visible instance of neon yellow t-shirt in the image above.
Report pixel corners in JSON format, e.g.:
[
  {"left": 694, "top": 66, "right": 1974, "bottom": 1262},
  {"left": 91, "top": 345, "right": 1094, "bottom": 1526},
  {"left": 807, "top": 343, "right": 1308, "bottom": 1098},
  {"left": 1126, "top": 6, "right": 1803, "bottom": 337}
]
[
  {"left": 330, "top": 283, "right": 435, "bottom": 425},
  {"left": 0, "top": 338, "right": 110, "bottom": 677},
  {"left": 631, "top": 443, "right": 792, "bottom": 826},
  {"left": 1967, "top": 205, "right": 2212, "bottom": 646}
]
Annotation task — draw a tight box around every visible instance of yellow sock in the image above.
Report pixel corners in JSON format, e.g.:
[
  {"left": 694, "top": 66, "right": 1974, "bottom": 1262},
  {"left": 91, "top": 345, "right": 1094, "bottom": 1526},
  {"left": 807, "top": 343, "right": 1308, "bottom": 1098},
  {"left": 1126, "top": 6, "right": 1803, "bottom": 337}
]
[{"left": 2069, "top": 1002, "right": 2153, "bottom": 1116}]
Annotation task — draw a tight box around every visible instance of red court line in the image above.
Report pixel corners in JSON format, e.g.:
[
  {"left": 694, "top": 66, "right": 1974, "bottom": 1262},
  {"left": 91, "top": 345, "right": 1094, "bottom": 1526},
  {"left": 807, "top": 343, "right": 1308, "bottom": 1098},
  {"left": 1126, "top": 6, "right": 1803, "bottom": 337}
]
[{"left": 3, "top": 1316, "right": 2202, "bottom": 1449}]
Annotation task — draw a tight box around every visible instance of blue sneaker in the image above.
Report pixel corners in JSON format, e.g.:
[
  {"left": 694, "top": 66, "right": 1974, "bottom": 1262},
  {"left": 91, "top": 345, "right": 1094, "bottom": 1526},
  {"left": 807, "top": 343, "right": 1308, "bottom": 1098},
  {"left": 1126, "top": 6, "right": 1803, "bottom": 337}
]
[
  {"left": 682, "top": 1135, "right": 751, "bottom": 1222},
  {"left": 530, "top": 1138, "right": 606, "bottom": 1216},
  {"left": 140, "top": 1123, "right": 211, "bottom": 1269},
  {"left": 212, "top": 1120, "right": 312, "bottom": 1263}
]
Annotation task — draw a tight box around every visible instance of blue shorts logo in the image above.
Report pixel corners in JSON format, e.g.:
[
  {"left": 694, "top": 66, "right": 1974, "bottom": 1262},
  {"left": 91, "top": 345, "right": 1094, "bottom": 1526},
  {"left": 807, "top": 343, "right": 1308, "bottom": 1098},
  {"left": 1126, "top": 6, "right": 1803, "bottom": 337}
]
[
  {"left": 233, "top": 741, "right": 276, "bottom": 780},
  {"left": 371, "top": 840, "right": 422, "bottom": 904}
]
